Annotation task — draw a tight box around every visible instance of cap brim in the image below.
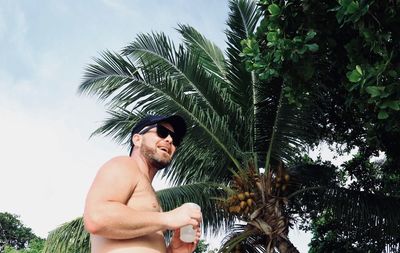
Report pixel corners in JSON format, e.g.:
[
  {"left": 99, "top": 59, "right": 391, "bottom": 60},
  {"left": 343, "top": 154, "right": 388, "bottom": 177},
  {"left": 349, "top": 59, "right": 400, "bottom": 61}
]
[
  {"left": 162, "top": 115, "right": 187, "bottom": 141},
  {"left": 129, "top": 114, "right": 187, "bottom": 154}
]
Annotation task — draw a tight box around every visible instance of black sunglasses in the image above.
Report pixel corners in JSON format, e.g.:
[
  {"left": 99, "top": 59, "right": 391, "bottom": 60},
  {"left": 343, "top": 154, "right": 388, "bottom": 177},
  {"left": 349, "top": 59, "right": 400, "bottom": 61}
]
[{"left": 139, "top": 124, "right": 182, "bottom": 146}]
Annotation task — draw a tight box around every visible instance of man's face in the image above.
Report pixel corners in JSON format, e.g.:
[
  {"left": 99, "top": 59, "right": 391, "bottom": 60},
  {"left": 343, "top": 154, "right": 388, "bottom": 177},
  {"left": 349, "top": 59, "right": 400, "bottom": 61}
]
[{"left": 139, "top": 122, "right": 177, "bottom": 169}]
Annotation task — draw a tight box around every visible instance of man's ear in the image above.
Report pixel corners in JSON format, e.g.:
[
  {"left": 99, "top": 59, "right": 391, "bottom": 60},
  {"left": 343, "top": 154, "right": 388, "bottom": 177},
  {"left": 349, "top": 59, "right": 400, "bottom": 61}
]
[{"left": 132, "top": 134, "right": 142, "bottom": 147}]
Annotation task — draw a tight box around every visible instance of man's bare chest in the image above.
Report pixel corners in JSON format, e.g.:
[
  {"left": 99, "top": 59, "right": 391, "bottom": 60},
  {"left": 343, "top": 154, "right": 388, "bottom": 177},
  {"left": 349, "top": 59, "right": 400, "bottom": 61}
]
[{"left": 126, "top": 179, "right": 161, "bottom": 212}]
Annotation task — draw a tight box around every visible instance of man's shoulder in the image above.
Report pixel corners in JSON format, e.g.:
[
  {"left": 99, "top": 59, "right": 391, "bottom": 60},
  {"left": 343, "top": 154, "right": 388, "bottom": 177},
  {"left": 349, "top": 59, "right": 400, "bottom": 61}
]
[
  {"left": 108, "top": 155, "right": 136, "bottom": 164},
  {"left": 100, "top": 156, "right": 139, "bottom": 173}
]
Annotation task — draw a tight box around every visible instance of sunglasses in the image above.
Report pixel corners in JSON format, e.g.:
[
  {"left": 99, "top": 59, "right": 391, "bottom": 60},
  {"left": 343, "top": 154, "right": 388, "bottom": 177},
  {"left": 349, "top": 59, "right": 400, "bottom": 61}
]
[{"left": 139, "top": 124, "right": 182, "bottom": 146}]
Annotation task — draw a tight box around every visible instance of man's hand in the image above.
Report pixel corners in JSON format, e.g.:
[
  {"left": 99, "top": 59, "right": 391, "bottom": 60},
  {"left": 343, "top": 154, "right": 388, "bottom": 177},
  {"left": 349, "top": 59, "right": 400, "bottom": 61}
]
[
  {"left": 164, "top": 203, "right": 202, "bottom": 230},
  {"left": 167, "top": 227, "right": 201, "bottom": 253}
]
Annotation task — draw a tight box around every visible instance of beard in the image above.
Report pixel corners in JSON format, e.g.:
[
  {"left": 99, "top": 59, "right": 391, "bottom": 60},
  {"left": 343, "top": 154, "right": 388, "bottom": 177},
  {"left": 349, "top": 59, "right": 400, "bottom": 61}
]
[{"left": 140, "top": 143, "right": 172, "bottom": 170}]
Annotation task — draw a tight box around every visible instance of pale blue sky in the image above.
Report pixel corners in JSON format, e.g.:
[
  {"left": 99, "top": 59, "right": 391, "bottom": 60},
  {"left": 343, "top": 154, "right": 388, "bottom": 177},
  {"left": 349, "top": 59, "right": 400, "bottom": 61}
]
[{"left": 0, "top": 1, "right": 314, "bottom": 251}]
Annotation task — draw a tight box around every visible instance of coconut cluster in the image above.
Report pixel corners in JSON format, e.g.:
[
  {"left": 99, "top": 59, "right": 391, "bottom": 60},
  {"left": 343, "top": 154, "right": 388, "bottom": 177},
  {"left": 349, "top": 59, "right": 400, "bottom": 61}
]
[{"left": 227, "top": 191, "right": 256, "bottom": 214}]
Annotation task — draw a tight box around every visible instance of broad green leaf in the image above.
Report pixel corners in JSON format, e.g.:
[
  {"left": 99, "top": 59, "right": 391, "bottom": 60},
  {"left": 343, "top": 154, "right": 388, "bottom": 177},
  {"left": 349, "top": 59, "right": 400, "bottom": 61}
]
[
  {"left": 362, "top": 30, "right": 372, "bottom": 40},
  {"left": 306, "top": 43, "right": 319, "bottom": 52},
  {"left": 378, "top": 110, "right": 389, "bottom": 119},
  {"left": 267, "top": 31, "right": 278, "bottom": 42},
  {"left": 347, "top": 69, "right": 362, "bottom": 83},
  {"left": 305, "top": 30, "right": 317, "bottom": 41},
  {"left": 381, "top": 100, "right": 400, "bottom": 111},
  {"left": 346, "top": 1, "right": 359, "bottom": 14},
  {"left": 388, "top": 70, "right": 397, "bottom": 78},
  {"left": 365, "top": 86, "right": 382, "bottom": 97},
  {"left": 296, "top": 60, "right": 315, "bottom": 80},
  {"left": 356, "top": 65, "right": 363, "bottom": 75},
  {"left": 268, "top": 4, "right": 281, "bottom": 16},
  {"left": 339, "top": 0, "right": 353, "bottom": 6},
  {"left": 298, "top": 47, "right": 307, "bottom": 54}
]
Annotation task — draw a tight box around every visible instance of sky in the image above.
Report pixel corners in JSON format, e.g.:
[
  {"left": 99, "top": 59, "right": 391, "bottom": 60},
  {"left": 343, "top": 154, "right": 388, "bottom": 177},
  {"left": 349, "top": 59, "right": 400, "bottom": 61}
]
[{"left": 0, "top": 0, "right": 350, "bottom": 252}]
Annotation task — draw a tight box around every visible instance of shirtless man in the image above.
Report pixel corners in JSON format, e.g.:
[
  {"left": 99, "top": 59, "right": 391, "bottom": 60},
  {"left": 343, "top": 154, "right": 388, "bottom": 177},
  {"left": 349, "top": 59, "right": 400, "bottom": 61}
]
[{"left": 84, "top": 114, "right": 202, "bottom": 253}]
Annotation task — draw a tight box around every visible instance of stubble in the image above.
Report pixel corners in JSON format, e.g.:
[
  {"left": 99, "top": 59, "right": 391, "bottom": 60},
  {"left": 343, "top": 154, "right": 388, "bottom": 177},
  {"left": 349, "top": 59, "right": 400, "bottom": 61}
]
[{"left": 140, "top": 144, "right": 171, "bottom": 170}]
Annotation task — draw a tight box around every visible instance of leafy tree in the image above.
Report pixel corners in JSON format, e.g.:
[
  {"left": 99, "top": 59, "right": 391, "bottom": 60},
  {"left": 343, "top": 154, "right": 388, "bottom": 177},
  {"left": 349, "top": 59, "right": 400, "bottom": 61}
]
[
  {"left": 0, "top": 212, "right": 39, "bottom": 252},
  {"left": 241, "top": 0, "right": 400, "bottom": 251},
  {"left": 194, "top": 239, "right": 210, "bottom": 253},
  {"left": 44, "top": 0, "right": 400, "bottom": 252},
  {"left": 4, "top": 238, "right": 45, "bottom": 253}
]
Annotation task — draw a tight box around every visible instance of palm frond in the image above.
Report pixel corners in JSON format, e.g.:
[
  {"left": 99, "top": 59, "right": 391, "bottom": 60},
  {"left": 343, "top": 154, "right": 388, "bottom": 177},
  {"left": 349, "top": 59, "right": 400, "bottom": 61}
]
[
  {"left": 177, "top": 24, "right": 227, "bottom": 82},
  {"left": 107, "top": 35, "right": 243, "bottom": 168},
  {"left": 80, "top": 51, "right": 243, "bottom": 169},
  {"left": 323, "top": 187, "right": 400, "bottom": 237},
  {"left": 162, "top": 135, "right": 234, "bottom": 185},
  {"left": 219, "top": 224, "right": 266, "bottom": 253},
  {"left": 79, "top": 50, "right": 161, "bottom": 111},
  {"left": 271, "top": 103, "right": 316, "bottom": 163},
  {"left": 133, "top": 70, "right": 244, "bottom": 169},
  {"left": 79, "top": 50, "right": 139, "bottom": 105},
  {"left": 225, "top": 0, "right": 262, "bottom": 153},
  {"left": 89, "top": 108, "right": 142, "bottom": 146},
  {"left": 177, "top": 24, "right": 244, "bottom": 123},
  {"left": 257, "top": 87, "right": 318, "bottom": 169},
  {"left": 287, "top": 164, "right": 337, "bottom": 187},
  {"left": 291, "top": 185, "right": 400, "bottom": 240},
  {"left": 122, "top": 32, "right": 227, "bottom": 117},
  {"left": 44, "top": 217, "right": 89, "bottom": 253},
  {"left": 89, "top": 106, "right": 236, "bottom": 185},
  {"left": 156, "top": 182, "right": 235, "bottom": 236},
  {"left": 122, "top": 31, "right": 178, "bottom": 66},
  {"left": 225, "top": 0, "right": 261, "bottom": 111}
]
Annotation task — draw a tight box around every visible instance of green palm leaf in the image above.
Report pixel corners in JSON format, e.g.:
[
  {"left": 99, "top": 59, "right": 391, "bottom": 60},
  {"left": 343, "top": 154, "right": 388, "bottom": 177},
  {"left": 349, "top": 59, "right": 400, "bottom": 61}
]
[
  {"left": 288, "top": 164, "right": 400, "bottom": 241},
  {"left": 122, "top": 32, "right": 227, "bottom": 116},
  {"left": 90, "top": 108, "right": 142, "bottom": 146},
  {"left": 321, "top": 187, "right": 400, "bottom": 237},
  {"left": 225, "top": 0, "right": 262, "bottom": 153},
  {"left": 218, "top": 224, "right": 266, "bottom": 253},
  {"left": 225, "top": 0, "right": 260, "bottom": 111},
  {"left": 79, "top": 49, "right": 243, "bottom": 170},
  {"left": 177, "top": 24, "right": 243, "bottom": 124},
  {"left": 79, "top": 50, "right": 140, "bottom": 107},
  {"left": 44, "top": 217, "right": 90, "bottom": 253},
  {"left": 257, "top": 85, "right": 316, "bottom": 170},
  {"left": 156, "top": 182, "right": 235, "bottom": 234},
  {"left": 177, "top": 24, "right": 227, "bottom": 82}
]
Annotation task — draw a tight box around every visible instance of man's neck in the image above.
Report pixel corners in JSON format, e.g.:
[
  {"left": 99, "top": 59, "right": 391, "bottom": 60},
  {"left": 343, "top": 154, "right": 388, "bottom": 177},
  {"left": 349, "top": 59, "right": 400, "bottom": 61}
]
[{"left": 130, "top": 153, "right": 158, "bottom": 182}]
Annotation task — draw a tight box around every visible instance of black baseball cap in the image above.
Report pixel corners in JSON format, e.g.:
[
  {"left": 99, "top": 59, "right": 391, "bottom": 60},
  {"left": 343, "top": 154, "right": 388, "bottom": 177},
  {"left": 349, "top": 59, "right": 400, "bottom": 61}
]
[{"left": 129, "top": 114, "right": 187, "bottom": 154}]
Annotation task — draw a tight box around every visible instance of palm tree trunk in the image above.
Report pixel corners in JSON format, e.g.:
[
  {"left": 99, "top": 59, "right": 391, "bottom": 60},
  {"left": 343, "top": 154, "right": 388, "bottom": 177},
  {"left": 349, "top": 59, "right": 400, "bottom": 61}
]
[{"left": 276, "top": 238, "right": 300, "bottom": 253}]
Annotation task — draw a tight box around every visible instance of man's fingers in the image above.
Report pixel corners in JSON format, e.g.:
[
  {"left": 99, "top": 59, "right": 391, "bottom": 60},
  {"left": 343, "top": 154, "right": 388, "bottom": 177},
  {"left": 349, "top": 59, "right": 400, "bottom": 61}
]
[
  {"left": 194, "top": 210, "right": 202, "bottom": 219},
  {"left": 172, "top": 228, "right": 180, "bottom": 239},
  {"left": 191, "top": 210, "right": 202, "bottom": 225},
  {"left": 190, "top": 219, "right": 199, "bottom": 227}
]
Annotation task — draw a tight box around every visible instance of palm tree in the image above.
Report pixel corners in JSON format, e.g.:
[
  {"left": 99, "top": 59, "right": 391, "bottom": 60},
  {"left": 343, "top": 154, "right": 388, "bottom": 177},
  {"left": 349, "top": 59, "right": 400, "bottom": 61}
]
[{"left": 44, "top": 0, "right": 400, "bottom": 252}]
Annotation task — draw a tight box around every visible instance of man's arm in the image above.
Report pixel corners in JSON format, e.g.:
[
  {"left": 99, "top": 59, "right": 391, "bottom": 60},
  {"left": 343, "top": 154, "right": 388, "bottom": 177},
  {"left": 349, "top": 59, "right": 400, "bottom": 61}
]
[{"left": 83, "top": 156, "right": 201, "bottom": 240}]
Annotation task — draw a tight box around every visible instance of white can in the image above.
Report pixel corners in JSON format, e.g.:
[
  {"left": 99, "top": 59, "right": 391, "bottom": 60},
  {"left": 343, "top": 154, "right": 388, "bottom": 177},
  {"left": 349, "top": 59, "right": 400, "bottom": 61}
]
[{"left": 179, "top": 203, "right": 201, "bottom": 243}]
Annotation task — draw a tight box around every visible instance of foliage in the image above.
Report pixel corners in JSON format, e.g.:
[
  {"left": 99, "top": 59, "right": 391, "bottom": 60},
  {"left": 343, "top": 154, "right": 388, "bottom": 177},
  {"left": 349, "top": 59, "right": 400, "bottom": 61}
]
[
  {"left": 0, "top": 212, "right": 39, "bottom": 252},
  {"left": 43, "top": 217, "right": 89, "bottom": 253},
  {"left": 194, "top": 239, "right": 210, "bottom": 253},
  {"left": 309, "top": 211, "right": 399, "bottom": 253},
  {"left": 242, "top": 0, "right": 400, "bottom": 161},
  {"left": 241, "top": 0, "right": 400, "bottom": 251},
  {"left": 306, "top": 152, "right": 400, "bottom": 252},
  {"left": 4, "top": 238, "right": 45, "bottom": 253},
  {"left": 45, "top": 0, "right": 400, "bottom": 252}
]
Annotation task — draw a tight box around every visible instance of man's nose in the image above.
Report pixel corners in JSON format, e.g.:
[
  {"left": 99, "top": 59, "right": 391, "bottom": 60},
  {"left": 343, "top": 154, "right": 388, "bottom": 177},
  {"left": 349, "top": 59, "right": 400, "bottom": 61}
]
[{"left": 164, "top": 134, "right": 173, "bottom": 143}]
